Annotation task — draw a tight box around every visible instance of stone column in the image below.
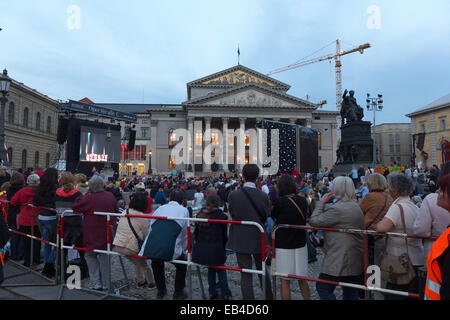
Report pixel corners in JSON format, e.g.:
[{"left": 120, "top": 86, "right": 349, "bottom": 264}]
[
  {"left": 306, "top": 119, "right": 313, "bottom": 128},
  {"left": 273, "top": 118, "right": 280, "bottom": 122},
  {"left": 289, "top": 118, "right": 296, "bottom": 124},
  {"left": 187, "top": 117, "right": 194, "bottom": 172},
  {"left": 204, "top": 117, "right": 212, "bottom": 172},
  {"left": 238, "top": 118, "right": 246, "bottom": 171},
  {"left": 222, "top": 118, "right": 228, "bottom": 172},
  {"left": 150, "top": 120, "right": 158, "bottom": 174}
]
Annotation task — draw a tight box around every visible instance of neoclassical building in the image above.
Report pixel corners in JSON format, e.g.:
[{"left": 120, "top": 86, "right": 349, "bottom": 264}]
[
  {"left": 65, "top": 65, "right": 339, "bottom": 176},
  {"left": 146, "top": 65, "right": 339, "bottom": 174},
  {"left": 5, "top": 79, "right": 59, "bottom": 170}
]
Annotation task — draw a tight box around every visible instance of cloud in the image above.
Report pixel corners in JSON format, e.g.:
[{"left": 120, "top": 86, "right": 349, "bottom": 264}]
[{"left": 0, "top": 0, "right": 448, "bottom": 124}]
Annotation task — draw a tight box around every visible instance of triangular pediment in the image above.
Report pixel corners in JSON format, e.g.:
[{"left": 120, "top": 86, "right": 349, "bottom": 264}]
[
  {"left": 185, "top": 84, "right": 316, "bottom": 109},
  {"left": 187, "top": 65, "right": 290, "bottom": 89}
]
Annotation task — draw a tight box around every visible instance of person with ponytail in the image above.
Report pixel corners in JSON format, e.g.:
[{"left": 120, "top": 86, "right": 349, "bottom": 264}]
[
  {"left": 192, "top": 194, "right": 231, "bottom": 300},
  {"left": 33, "top": 168, "right": 59, "bottom": 278}
]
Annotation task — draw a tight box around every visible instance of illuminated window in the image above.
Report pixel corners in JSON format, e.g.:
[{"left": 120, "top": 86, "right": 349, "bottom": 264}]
[
  {"left": 169, "top": 131, "right": 177, "bottom": 147},
  {"left": 318, "top": 132, "right": 322, "bottom": 150},
  {"left": 169, "top": 156, "right": 175, "bottom": 169},
  {"left": 228, "top": 134, "right": 234, "bottom": 146},
  {"left": 211, "top": 132, "right": 219, "bottom": 146},
  {"left": 245, "top": 135, "right": 250, "bottom": 147},
  {"left": 195, "top": 132, "right": 203, "bottom": 145}
]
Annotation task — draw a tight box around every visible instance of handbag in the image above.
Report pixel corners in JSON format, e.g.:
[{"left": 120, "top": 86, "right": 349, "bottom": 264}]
[
  {"left": 378, "top": 203, "right": 416, "bottom": 285},
  {"left": 126, "top": 209, "right": 144, "bottom": 251},
  {"left": 287, "top": 196, "right": 306, "bottom": 222}
]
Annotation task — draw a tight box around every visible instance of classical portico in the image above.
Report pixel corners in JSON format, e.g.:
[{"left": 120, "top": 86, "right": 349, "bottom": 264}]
[{"left": 147, "top": 65, "right": 338, "bottom": 175}]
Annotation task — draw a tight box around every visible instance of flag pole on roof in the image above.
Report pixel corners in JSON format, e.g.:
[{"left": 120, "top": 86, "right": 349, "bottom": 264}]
[{"left": 237, "top": 44, "right": 240, "bottom": 65}]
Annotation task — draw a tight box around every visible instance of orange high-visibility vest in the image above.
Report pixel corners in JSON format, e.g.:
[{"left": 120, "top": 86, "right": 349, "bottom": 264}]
[{"left": 425, "top": 227, "right": 450, "bottom": 300}]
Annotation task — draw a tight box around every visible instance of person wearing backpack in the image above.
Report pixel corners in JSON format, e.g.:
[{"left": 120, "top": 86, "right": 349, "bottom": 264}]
[
  {"left": 227, "top": 164, "right": 273, "bottom": 300},
  {"left": 113, "top": 192, "right": 156, "bottom": 289},
  {"left": 139, "top": 189, "right": 189, "bottom": 300},
  {"left": 192, "top": 194, "right": 231, "bottom": 300}
]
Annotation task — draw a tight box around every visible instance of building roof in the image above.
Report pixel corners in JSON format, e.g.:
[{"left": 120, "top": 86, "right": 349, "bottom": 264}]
[
  {"left": 406, "top": 93, "right": 450, "bottom": 117},
  {"left": 183, "top": 82, "right": 317, "bottom": 109},
  {"left": 79, "top": 97, "right": 95, "bottom": 104},
  {"left": 187, "top": 64, "right": 290, "bottom": 89},
  {"left": 11, "top": 79, "right": 59, "bottom": 105},
  {"left": 96, "top": 103, "right": 183, "bottom": 114}
]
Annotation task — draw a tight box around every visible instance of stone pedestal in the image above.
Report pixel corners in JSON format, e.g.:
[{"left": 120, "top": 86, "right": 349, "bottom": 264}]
[{"left": 333, "top": 121, "right": 375, "bottom": 176}]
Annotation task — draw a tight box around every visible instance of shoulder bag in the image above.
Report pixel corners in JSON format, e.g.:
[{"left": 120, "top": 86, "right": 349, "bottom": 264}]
[
  {"left": 287, "top": 196, "right": 306, "bottom": 222},
  {"left": 366, "top": 193, "right": 389, "bottom": 230},
  {"left": 126, "top": 209, "right": 144, "bottom": 251},
  {"left": 378, "top": 203, "right": 416, "bottom": 285}
]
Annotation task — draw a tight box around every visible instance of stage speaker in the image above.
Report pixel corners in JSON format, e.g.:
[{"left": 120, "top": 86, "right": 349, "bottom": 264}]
[
  {"left": 127, "top": 129, "right": 136, "bottom": 151},
  {"left": 57, "top": 117, "right": 69, "bottom": 145}
]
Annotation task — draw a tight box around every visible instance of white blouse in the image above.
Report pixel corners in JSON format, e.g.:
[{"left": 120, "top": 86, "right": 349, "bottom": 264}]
[{"left": 384, "top": 196, "right": 425, "bottom": 266}]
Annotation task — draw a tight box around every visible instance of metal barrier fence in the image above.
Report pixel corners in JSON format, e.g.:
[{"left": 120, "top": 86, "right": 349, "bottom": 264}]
[
  {"left": 0, "top": 200, "right": 60, "bottom": 288},
  {"left": 271, "top": 224, "right": 438, "bottom": 300},
  {"left": 58, "top": 209, "right": 268, "bottom": 300},
  {"left": 1, "top": 197, "right": 440, "bottom": 300}
]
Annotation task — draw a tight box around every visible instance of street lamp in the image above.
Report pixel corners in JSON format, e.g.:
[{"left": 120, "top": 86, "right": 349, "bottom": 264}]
[
  {"left": 148, "top": 150, "right": 152, "bottom": 174},
  {"left": 0, "top": 69, "right": 12, "bottom": 167},
  {"left": 366, "top": 93, "right": 383, "bottom": 167}
]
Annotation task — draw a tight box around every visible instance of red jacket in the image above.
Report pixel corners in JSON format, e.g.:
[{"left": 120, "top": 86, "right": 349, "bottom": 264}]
[
  {"left": 144, "top": 197, "right": 153, "bottom": 214},
  {"left": 72, "top": 191, "right": 119, "bottom": 251},
  {"left": 10, "top": 187, "right": 39, "bottom": 227}
]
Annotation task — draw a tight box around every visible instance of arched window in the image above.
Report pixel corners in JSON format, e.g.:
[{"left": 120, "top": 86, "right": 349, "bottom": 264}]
[
  {"left": 36, "top": 112, "right": 41, "bottom": 130},
  {"left": 23, "top": 107, "right": 29, "bottom": 128},
  {"left": 46, "top": 152, "right": 50, "bottom": 168},
  {"left": 46, "top": 116, "right": 52, "bottom": 133},
  {"left": 7, "top": 147, "right": 12, "bottom": 163},
  {"left": 22, "top": 149, "right": 27, "bottom": 169},
  {"left": 35, "top": 151, "right": 40, "bottom": 169},
  {"left": 8, "top": 102, "right": 15, "bottom": 123}
]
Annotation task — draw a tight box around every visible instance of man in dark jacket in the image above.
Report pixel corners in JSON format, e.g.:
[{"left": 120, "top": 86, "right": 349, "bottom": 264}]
[{"left": 227, "top": 164, "right": 273, "bottom": 300}]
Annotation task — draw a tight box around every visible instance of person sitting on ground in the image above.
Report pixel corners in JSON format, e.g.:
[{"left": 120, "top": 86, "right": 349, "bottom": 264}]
[
  {"left": 193, "top": 187, "right": 204, "bottom": 209},
  {"left": 153, "top": 188, "right": 168, "bottom": 205},
  {"left": 113, "top": 192, "right": 156, "bottom": 289},
  {"left": 192, "top": 194, "right": 231, "bottom": 300}
]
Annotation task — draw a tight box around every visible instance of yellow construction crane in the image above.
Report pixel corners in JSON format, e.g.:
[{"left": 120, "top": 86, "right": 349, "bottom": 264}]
[{"left": 267, "top": 40, "right": 370, "bottom": 112}]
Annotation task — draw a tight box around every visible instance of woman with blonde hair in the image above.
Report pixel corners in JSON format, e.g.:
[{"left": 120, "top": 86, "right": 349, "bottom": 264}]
[
  {"left": 359, "top": 173, "right": 392, "bottom": 266},
  {"left": 310, "top": 176, "right": 364, "bottom": 300}
]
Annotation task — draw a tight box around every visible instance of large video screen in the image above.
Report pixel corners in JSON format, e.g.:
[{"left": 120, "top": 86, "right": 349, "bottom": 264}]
[{"left": 79, "top": 126, "right": 121, "bottom": 163}]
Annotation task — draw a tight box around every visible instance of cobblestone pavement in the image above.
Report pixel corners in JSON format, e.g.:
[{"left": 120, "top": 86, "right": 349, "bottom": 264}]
[{"left": 85, "top": 247, "right": 349, "bottom": 300}]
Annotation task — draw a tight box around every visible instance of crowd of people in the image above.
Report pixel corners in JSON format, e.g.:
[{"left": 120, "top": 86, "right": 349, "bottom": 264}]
[{"left": 0, "top": 161, "right": 449, "bottom": 300}]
